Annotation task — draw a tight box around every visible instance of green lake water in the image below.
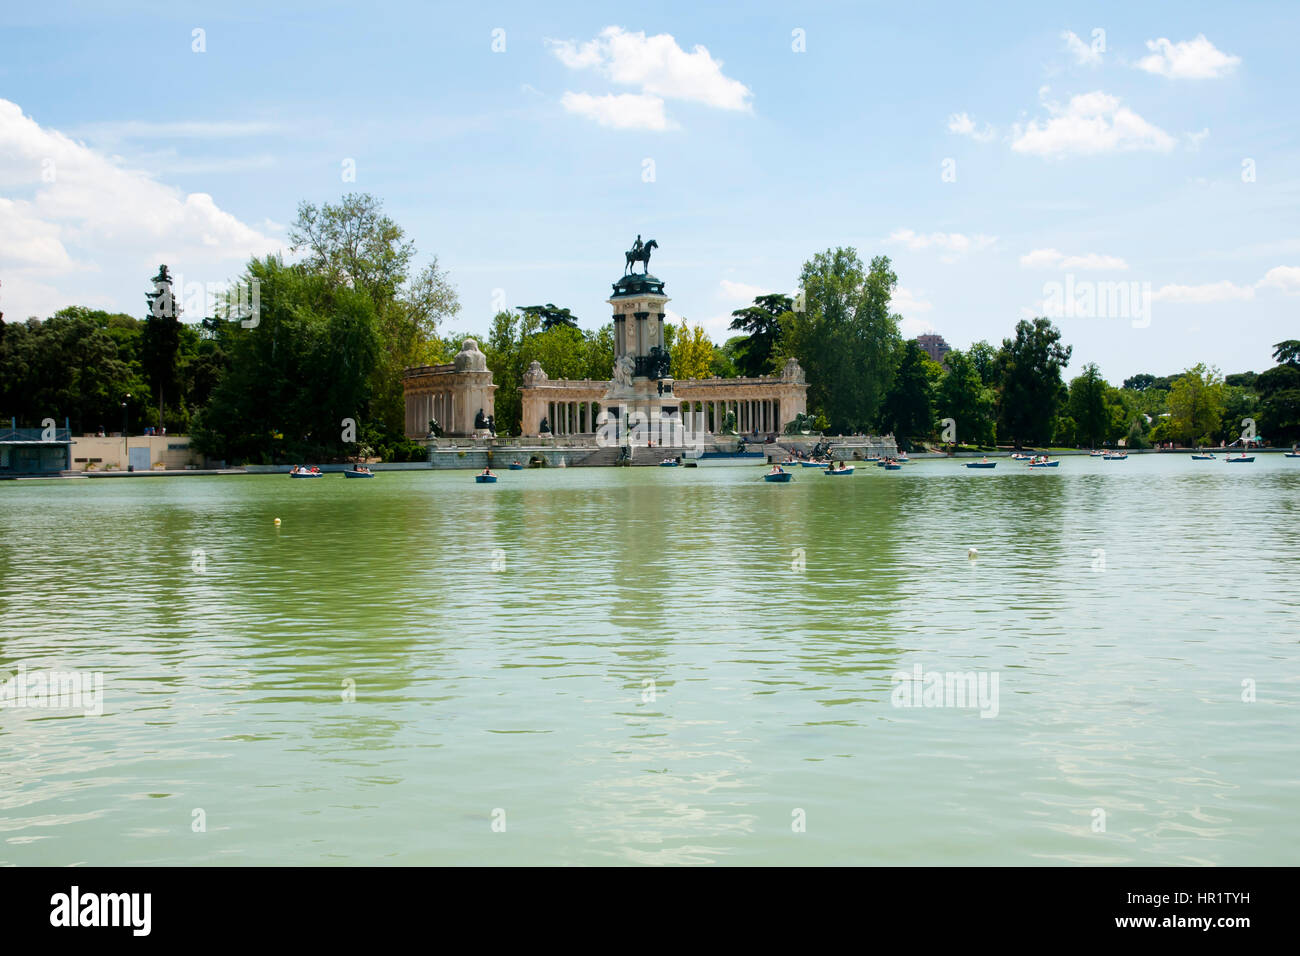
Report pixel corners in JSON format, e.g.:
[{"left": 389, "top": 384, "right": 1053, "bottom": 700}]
[{"left": 1, "top": 455, "right": 1297, "bottom": 865}]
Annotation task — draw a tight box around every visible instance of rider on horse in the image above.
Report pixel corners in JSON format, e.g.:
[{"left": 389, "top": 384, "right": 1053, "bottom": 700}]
[{"left": 624, "top": 235, "right": 656, "bottom": 274}]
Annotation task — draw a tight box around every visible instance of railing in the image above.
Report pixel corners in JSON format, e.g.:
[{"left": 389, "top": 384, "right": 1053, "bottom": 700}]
[{"left": 0, "top": 427, "right": 72, "bottom": 442}]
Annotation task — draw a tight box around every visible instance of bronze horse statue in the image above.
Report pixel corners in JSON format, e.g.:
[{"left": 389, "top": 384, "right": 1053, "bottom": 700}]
[{"left": 625, "top": 238, "right": 658, "bottom": 275}]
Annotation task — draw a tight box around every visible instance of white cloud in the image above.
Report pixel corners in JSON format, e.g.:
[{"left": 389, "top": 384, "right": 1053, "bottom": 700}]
[
  {"left": 1020, "top": 248, "right": 1129, "bottom": 270},
  {"left": 1152, "top": 280, "right": 1255, "bottom": 303},
  {"left": 889, "top": 229, "right": 997, "bottom": 262},
  {"left": 549, "top": 27, "right": 752, "bottom": 110},
  {"left": 0, "top": 198, "right": 78, "bottom": 272},
  {"left": 548, "top": 27, "right": 752, "bottom": 130},
  {"left": 1184, "top": 127, "right": 1210, "bottom": 150},
  {"left": 718, "top": 279, "right": 769, "bottom": 303},
  {"left": 1258, "top": 266, "right": 1300, "bottom": 294},
  {"left": 946, "top": 112, "right": 996, "bottom": 142},
  {"left": 0, "top": 98, "right": 280, "bottom": 320},
  {"left": 1011, "top": 90, "right": 1176, "bottom": 158},
  {"left": 1137, "top": 35, "right": 1240, "bottom": 79},
  {"left": 558, "top": 92, "right": 674, "bottom": 131},
  {"left": 1062, "top": 30, "right": 1102, "bottom": 66}
]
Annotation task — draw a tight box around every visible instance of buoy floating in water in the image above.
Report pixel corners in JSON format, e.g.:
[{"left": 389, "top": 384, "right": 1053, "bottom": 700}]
[
  {"left": 967, "top": 547, "right": 978, "bottom": 559},
  {"left": 274, "top": 518, "right": 281, "bottom": 526}
]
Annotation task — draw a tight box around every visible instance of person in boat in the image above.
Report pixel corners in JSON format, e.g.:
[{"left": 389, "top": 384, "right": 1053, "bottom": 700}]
[
  {"left": 481, "top": 467, "right": 496, "bottom": 477},
  {"left": 770, "top": 464, "right": 785, "bottom": 475}
]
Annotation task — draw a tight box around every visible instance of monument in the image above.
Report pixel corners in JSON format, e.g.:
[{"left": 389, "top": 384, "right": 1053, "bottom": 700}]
[
  {"left": 603, "top": 236, "right": 682, "bottom": 446},
  {"left": 402, "top": 338, "right": 497, "bottom": 438},
  {"left": 406, "top": 239, "right": 810, "bottom": 443}
]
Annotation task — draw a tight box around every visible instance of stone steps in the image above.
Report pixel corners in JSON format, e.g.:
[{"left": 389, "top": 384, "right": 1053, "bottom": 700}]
[{"left": 572, "top": 446, "right": 691, "bottom": 466}]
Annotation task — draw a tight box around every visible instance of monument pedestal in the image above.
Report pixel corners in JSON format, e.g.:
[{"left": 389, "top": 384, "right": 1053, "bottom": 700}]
[
  {"left": 602, "top": 269, "right": 683, "bottom": 447},
  {"left": 603, "top": 378, "right": 684, "bottom": 447}
]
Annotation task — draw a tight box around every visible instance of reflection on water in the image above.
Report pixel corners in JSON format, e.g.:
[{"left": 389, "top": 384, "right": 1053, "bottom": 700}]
[{"left": 1, "top": 455, "right": 1298, "bottom": 864}]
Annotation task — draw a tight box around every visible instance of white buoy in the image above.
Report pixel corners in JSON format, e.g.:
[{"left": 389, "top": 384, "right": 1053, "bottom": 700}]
[
  {"left": 967, "top": 547, "right": 978, "bottom": 559},
  {"left": 274, "top": 518, "right": 281, "bottom": 526}
]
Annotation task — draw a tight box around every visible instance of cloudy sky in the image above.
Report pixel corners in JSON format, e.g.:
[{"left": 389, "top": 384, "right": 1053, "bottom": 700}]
[{"left": 2, "top": 1, "right": 1297, "bottom": 380}]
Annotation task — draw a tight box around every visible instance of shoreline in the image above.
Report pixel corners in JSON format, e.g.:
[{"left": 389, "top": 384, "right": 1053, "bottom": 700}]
[{"left": 4, "top": 445, "right": 1292, "bottom": 479}]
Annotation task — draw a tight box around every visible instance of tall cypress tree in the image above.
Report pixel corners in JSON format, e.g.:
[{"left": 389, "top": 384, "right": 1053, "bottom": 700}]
[{"left": 141, "top": 264, "right": 182, "bottom": 429}]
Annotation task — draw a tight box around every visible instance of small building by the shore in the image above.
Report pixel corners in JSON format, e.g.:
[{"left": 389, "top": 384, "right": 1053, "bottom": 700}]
[{"left": 1, "top": 424, "right": 72, "bottom": 476}]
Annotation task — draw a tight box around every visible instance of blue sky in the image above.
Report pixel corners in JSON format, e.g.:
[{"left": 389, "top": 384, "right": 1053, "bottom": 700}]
[{"left": 2, "top": 0, "right": 1297, "bottom": 381}]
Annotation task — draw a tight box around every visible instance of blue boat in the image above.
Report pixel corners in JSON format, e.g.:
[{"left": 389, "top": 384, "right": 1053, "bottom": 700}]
[
  {"left": 1286, "top": 453, "right": 1300, "bottom": 458},
  {"left": 801, "top": 460, "right": 829, "bottom": 468},
  {"left": 884, "top": 464, "right": 902, "bottom": 471},
  {"left": 343, "top": 469, "right": 374, "bottom": 478},
  {"left": 1028, "top": 460, "right": 1059, "bottom": 468},
  {"left": 290, "top": 469, "right": 322, "bottom": 478},
  {"left": 475, "top": 474, "right": 499, "bottom": 483},
  {"left": 1226, "top": 455, "right": 1255, "bottom": 463},
  {"left": 823, "top": 465, "right": 855, "bottom": 475},
  {"left": 659, "top": 460, "right": 680, "bottom": 467},
  {"left": 1190, "top": 454, "right": 1215, "bottom": 461},
  {"left": 508, "top": 462, "right": 525, "bottom": 470},
  {"left": 764, "top": 470, "right": 793, "bottom": 482},
  {"left": 965, "top": 461, "right": 996, "bottom": 469}
]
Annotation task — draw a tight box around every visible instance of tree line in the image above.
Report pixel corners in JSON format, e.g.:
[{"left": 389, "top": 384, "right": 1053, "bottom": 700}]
[{"left": 3, "top": 203, "right": 1297, "bottom": 460}]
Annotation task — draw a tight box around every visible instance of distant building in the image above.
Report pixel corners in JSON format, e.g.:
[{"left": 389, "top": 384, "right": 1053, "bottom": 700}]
[{"left": 915, "top": 334, "right": 951, "bottom": 366}]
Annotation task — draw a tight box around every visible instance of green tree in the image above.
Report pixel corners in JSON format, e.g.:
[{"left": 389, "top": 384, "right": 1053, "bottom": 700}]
[
  {"left": 1167, "top": 363, "right": 1226, "bottom": 446},
  {"left": 996, "top": 318, "right": 1072, "bottom": 446},
  {"left": 728, "top": 293, "right": 791, "bottom": 377},
  {"left": 1068, "top": 363, "right": 1110, "bottom": 448},
  {"left": 191, "top": 256, "right": 381, "bottom": 463},
  {"left": 289, "top": 193, "right": 459, "bottom": 442},
  {"left": 936, "top": 349, "right": 996, "bottom": 446},
  {"left": 1216, "top": 384, "right": 1259, "bottom": 444},
  {"left": 709, "top": 337, "right": 744, "bottom": 378},
  {"left": 880, "top": 340, "right": 934, "bottom": 446},
  {"left": 0, "top": 310, "right": 142, "bottom": 434},
  {"left": 786, "top": 249, "right": 901, "bottom": 432},
  {"left": 141, "top": 265, "right": 183, "bottom": 429},
  {"left": 670, "top": 319, "right": 714, "bottom": 380},
  {"left": 519, "top": 303, "right": 579, "bottom": 331},
  {"left": 1256, "top": 340, "right": 1300, "bottom": 444},
  {"left": 967, "top": 339, "right": 999, "bottom": 387}
]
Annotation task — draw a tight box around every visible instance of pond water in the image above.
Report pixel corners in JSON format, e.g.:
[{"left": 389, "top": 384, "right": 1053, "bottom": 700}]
[{"left": 1, "top": 454, "right": 1297, "bottom": 864}]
